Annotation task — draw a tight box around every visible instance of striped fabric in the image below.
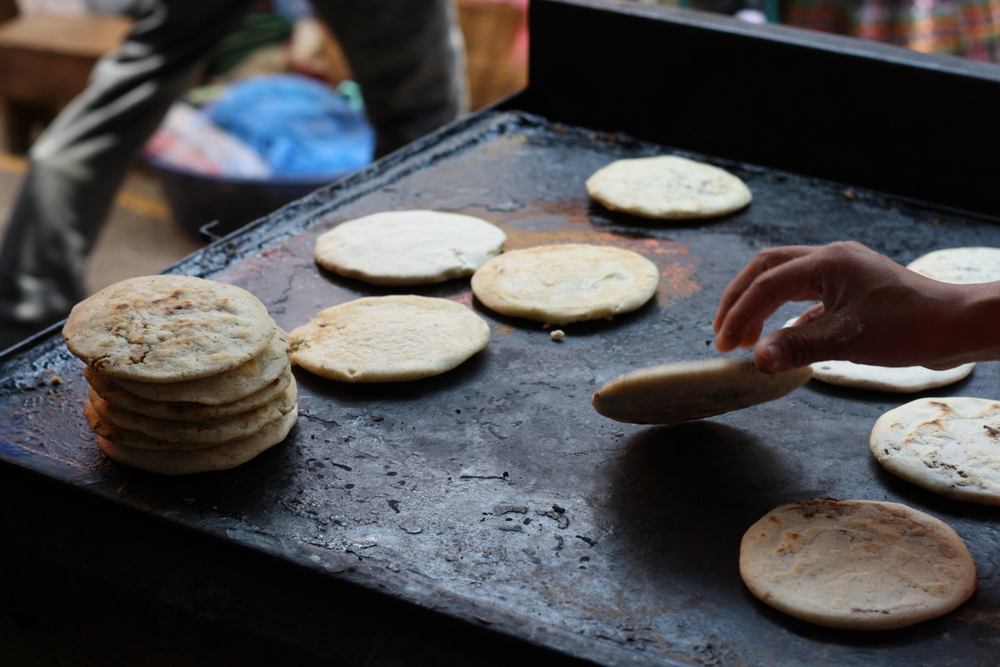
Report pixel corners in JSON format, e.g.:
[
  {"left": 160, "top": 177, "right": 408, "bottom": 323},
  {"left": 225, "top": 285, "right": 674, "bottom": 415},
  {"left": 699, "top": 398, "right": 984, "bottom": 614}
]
[
  {"left": 642, "top": 0, "right": 1000, "bottom": 61},
  {"left": 780, "top": 0, "right": 1000, "bottom": 61}
]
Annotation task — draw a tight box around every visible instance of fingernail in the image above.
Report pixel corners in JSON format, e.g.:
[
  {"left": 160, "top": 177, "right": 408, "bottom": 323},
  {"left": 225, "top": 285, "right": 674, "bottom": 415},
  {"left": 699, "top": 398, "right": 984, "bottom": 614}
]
[{"left": 764, "top": 344, "right": 783, "bottom": 370}]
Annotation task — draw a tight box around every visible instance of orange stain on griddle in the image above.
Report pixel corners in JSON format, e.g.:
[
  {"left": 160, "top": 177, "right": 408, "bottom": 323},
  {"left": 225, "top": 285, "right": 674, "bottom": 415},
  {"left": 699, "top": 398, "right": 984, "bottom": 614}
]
[
  {"left": 656, "top": 259, "right": 699, "bottom": 306},
  {"left": 449, "top": 291, "right": 475, "bottom": 308}
]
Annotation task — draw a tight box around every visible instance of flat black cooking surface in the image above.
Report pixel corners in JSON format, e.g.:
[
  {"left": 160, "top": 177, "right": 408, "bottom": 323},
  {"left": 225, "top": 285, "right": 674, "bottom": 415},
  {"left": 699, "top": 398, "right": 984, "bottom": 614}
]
[{"left": 3, "top": 111, "right": 999, "bottom": 666}]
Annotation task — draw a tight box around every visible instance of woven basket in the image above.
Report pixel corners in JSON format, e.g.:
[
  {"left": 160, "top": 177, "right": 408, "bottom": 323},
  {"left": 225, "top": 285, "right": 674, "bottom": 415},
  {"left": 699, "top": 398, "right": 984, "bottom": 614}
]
[{"left": 458, "top": 0, "right": 528, "bottom": 109}]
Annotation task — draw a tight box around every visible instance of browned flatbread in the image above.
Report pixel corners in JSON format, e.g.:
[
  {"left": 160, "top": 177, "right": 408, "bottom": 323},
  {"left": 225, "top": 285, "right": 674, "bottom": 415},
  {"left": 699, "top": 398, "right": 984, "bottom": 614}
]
[
  {"left": 97, "top": 407, "right": 298, "bottom": 475},
  {"left": 740, "top": 498, "right": 977, "bottom": 630},
  {"left": 64, "top": 274, "right": 276, "bottom": 383},
  {"left": 86, "top": 376, "right": 297, "bottom": 446},
  {"left": 85, "top": 365, "right": 292, "bottom": 421},
  {"left": 871, "top": 396, "right": 1000, "bottom": 505},
  {"left": 96, "top": 328, "right": 291, "bottom": 404}
]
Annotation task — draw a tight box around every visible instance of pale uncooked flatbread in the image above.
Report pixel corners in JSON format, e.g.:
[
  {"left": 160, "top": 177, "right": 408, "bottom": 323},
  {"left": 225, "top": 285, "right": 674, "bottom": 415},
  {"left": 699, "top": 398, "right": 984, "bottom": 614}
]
[
  {"left": 871, "top": 396, "right": 1000, "bottom": 505},
  {"left": 87, "top": 377, "right": 297, "bottom": 446},
  {"left": 782, "top": 316, "right": 974, "bottom": 392},
  {"left": 907, "top": 247, "right": 1000, "bottom": 284},
  {"left": 591, "top": 358, "right": 812, "bottom": 424},
  {"left": 809, "top": 359, "right": 975, "bottom": 393},
  {"left": 99, "top": 328, "right": 291, "bottom": 404},
  {"left": 63, "top": 275, "right": 276, "bottom": 383},
  {"left": 471, "top": 243, "right": 659, "bottom": 326},
  {"left": 586, "top": 155, "right": 752, "bottom": 219},
  {"left": 97, "top": 407, "right": 298, "bottom": 475},
  {"left": 289, "top": 295, "right": 490, "bottom": 382},
  {"left": 314, "top": 210, "right": 507, "bottom": 285},
  {"left": 740, "top": 498, "right": 977, "bottom": 630},
  {"left": 86, "top": 365, "right": 292, "bottom": 422}
]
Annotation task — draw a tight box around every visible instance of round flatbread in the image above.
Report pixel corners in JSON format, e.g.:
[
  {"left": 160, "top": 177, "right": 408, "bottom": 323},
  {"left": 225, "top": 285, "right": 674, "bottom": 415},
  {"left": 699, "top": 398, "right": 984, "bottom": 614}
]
[
  {"left": 99, "top": 328, "right": 291, "bottom": 405},
  {"left": 591, "top": 358, "right": 812, "bottom": 424},
  {"left": 314, "top": 210, "right": 507, "bottom": 285},
  {"left": 289, "top": 295, "right": 490, "bottom": 383},
  {"left": 740, "top": 498, "right": 977, "bottom": 631},
  {"left": 871, "top": 396, "right": 1000, "bottom": 505},
  {"left": 809, "top": 359, "right": 975, "bottom": 393},
  {"left": 906, "top": 247, "right": 1000, "bottom": 284},
  {"left": 85, "top": 365, "right": 292, "bottom": 422},
  {"left": 781, "top": 316, "right": 974, "bottom": 392},
  {"left": 471, "top": 243, "right": 659, "bottom": 326},
  {"left": 86, "top": 377, "right": 297, "bottom": 446},
  {"left": 586, "top": 155, "right": 752, "bottom": 219},
  {"left": 97, "top": 407, "right": 298, "bottom": 475},
  {"left": 63, "top": 275, "right": 276, "bottom": 383}
]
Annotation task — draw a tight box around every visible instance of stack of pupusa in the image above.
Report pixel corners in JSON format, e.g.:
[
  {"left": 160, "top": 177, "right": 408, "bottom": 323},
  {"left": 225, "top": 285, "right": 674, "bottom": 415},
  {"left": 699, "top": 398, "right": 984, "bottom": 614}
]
[{"left": 63, "top": 275, "right": 297, "bottom": 475}]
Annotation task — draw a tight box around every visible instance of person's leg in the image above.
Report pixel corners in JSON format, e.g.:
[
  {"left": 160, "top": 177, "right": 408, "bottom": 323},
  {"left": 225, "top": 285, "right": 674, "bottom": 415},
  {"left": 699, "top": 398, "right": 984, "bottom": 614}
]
[
  {"left": 0, "top": 0, "right": 256, "bottom": 343},
  {"left": 312, "top": 0, "right": 468, "bottom": 157}
]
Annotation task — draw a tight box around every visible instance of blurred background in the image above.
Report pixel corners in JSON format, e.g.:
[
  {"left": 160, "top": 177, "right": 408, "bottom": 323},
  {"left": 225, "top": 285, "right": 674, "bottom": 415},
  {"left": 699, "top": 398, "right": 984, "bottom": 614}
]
[
  {"left": 0, "top": 0, "right": 529, "bottom": 298},
  {"left": 0, "top": 0, "right": 996, "bottom": 301}
]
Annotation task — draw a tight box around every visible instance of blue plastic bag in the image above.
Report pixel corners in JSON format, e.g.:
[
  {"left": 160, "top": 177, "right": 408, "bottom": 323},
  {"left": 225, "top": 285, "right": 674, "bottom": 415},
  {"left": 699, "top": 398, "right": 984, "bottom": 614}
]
[{"left": 207, "top": 74, "right": 375, "bottom": 179}]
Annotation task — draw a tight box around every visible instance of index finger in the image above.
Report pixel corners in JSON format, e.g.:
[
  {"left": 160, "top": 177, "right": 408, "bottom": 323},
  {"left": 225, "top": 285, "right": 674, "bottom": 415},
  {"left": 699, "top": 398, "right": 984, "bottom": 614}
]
[
  {"left": 713, "top": 246, "right": 815, "bottom": 334},
  {"left": 715, "top": 249, "right": 829, "bottom": 352}
]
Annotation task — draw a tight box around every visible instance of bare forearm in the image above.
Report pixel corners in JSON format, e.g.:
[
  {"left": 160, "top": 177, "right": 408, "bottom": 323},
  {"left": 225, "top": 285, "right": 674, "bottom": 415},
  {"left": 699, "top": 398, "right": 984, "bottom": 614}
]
[{"left": 934, "top": 281, "right": 1000, "bottom": 367}]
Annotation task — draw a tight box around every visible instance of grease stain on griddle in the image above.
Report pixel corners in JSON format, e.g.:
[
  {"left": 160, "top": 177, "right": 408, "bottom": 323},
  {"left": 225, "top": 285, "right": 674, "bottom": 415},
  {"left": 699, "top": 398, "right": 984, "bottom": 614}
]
[
  {"left": 447, "top": 291, "right": 475, "bottom": 309},
  {"left": 477, "top": 134, "right": 529, "bottom": 158},
  {"left": 499, "top": 197, "right": 592, "bottom": 229}
]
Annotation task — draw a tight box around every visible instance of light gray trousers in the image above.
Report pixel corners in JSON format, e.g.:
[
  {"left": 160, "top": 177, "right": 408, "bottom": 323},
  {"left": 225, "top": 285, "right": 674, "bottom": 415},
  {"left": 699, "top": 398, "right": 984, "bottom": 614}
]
[{"left": 0, "top": 0, "right": 466, "bottom": 328}]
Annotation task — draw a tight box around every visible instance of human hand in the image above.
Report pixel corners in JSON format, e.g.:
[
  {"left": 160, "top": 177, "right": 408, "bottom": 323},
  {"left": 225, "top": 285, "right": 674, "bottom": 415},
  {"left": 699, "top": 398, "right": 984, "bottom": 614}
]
[{"left": 712, "top": 241, "right": 976, "bottom": 373}]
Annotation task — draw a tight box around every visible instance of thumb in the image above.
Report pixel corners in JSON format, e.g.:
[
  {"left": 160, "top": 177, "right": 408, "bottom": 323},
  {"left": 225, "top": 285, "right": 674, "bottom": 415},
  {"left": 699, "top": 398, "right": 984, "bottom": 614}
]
[{"left": 753, "top": 321, "right": 832, "bottom": 374}]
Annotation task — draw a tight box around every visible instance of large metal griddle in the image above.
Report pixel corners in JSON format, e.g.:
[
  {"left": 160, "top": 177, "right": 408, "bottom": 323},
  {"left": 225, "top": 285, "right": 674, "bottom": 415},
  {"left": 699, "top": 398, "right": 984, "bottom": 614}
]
[{"left": 2, "top": 1, "right": 1000, "bottom": 665}]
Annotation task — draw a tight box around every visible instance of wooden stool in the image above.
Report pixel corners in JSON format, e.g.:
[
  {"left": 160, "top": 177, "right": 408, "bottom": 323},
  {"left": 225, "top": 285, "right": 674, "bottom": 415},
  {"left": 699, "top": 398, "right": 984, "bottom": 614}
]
[{"left": 0, "top": 13, "right": 131, "bottom": 153}]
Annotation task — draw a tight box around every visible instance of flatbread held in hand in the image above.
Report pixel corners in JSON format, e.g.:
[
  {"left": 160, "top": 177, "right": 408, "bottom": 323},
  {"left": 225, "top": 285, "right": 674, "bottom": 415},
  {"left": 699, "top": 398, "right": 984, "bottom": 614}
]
[{"left": 591, "top": 358, "right": 811, "bottom": 424}]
